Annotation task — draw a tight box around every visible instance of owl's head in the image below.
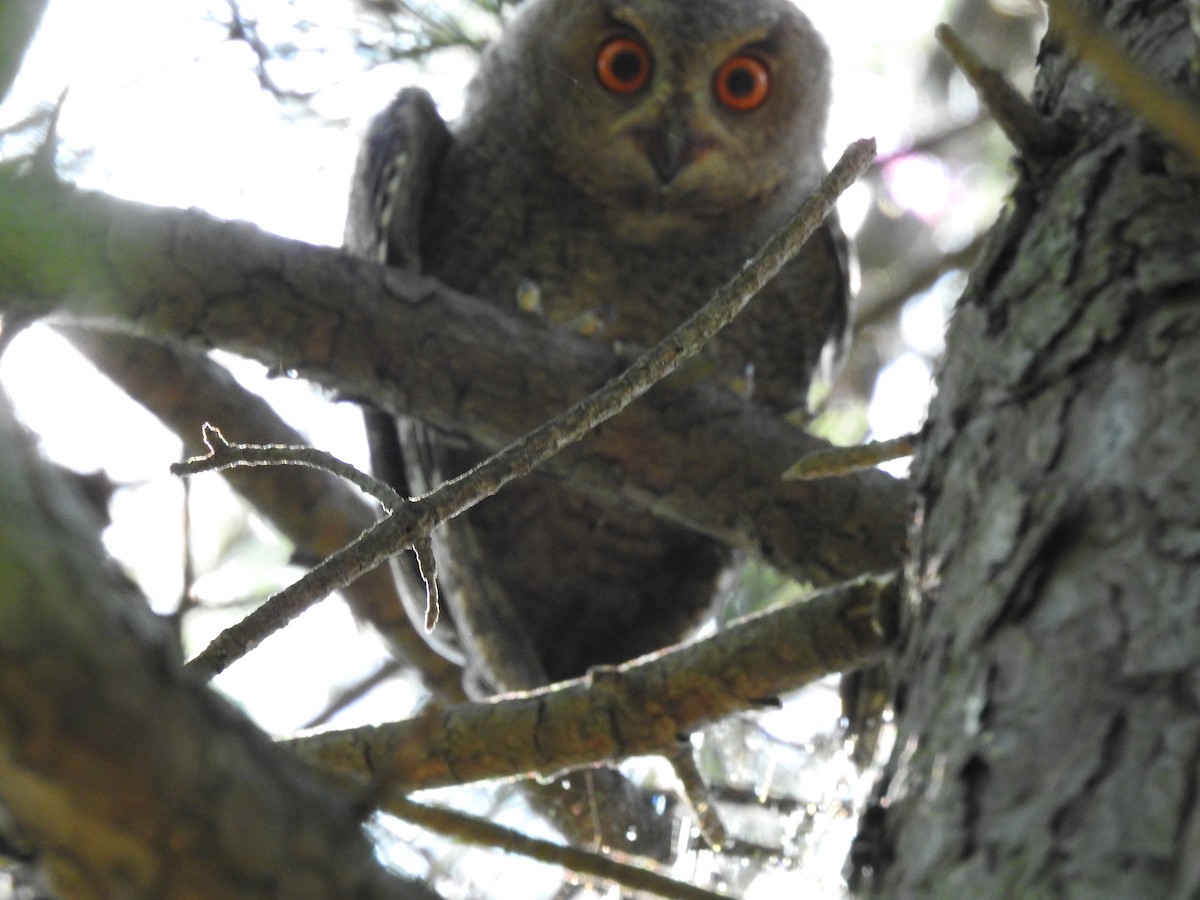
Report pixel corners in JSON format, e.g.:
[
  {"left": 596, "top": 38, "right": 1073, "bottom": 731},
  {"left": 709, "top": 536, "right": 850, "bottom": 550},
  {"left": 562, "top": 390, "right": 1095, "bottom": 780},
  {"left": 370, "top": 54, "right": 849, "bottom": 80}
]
[{"left": 471, "top": 0, "right": 832, "bottom": 224}]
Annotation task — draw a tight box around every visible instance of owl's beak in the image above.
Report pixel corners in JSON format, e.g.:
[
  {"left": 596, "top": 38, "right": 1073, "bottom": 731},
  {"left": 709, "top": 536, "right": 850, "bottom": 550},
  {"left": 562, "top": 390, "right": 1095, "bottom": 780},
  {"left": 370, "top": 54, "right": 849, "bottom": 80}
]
[{"left": 632, "top": 124, "right": 712, "bottom": 185}]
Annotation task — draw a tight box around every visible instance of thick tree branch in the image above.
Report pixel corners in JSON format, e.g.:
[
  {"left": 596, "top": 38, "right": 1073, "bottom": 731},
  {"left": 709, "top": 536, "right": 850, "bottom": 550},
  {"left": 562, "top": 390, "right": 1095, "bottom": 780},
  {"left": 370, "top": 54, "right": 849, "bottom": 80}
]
[
  {"left": 0, "top": 166, "right": 907, "bottom": 591},
  {"left": 0, "top": 391, "right": 437, "bottom": 899},
  {"left": 288, "top": 573, "right": 897, "bottom": 791}
]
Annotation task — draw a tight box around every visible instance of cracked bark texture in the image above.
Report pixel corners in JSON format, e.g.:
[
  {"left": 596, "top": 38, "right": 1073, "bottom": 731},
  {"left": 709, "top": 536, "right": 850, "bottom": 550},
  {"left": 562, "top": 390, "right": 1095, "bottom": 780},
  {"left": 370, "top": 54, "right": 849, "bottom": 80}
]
[{"left": 864, "top": 1, "right": 1200, "bottom": 896}]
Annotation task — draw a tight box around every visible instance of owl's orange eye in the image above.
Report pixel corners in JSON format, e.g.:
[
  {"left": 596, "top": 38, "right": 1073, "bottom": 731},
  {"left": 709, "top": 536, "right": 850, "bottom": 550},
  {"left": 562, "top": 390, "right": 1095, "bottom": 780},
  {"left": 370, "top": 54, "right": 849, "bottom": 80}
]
[
  {"left": 714, "top": 55, "right": 771, "bottom": 111},
  {"left": 596, "top": 36, "right": 652, "bottom": 94}
]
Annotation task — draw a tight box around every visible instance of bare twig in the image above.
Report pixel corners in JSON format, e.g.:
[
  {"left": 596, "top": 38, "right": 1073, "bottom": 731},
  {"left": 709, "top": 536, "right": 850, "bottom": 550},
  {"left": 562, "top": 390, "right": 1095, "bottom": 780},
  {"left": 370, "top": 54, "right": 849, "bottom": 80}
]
[
  {"left": 854, "top": 233, "right": 985, "bottom": 332},
  {"left": 385, "top": 795, "right": 732, "bottom": 900},
  {"left": 184, "top": 496, "right": 426, "bottom": 678},
  {"left": 302, "top": 659, "right": 407, "bottom": 730},
  {"left": 172, "top": 423, "right": 403, "bottom": 509},
  {"left": 871, "top": 112, "right": 990, "bottom": 168},
  {"left": 784, "top": 434, "right": 917, "bottom": 481},
  {"left": 668, "top": 745, "right": 729, "bottom": 849},
  {"left": 224, "top": 0, "right": 318, "bottom": 103},
  {"left": 412, "top": 535, "right": 440, "bottom": 632},
  {"left": 57, "top": 326, "right": 465, "bottom": 697},
  {"left": 936, "top": 24, "right": 1068, "bottom": 159}
]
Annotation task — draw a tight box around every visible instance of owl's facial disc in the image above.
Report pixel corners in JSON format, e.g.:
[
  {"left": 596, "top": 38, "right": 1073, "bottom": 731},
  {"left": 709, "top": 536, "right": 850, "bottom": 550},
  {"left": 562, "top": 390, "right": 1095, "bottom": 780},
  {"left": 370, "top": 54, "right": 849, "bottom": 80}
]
[{"left": 591, "top": 32, "right": 722, "bottom": 187}]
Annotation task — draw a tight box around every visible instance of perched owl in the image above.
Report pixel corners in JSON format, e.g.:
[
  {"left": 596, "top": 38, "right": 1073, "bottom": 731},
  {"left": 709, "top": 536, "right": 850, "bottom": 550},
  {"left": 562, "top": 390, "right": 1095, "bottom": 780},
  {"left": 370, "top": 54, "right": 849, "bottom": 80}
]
[{"left": 346, "top": 0, "right": 848, "bottom": 694}]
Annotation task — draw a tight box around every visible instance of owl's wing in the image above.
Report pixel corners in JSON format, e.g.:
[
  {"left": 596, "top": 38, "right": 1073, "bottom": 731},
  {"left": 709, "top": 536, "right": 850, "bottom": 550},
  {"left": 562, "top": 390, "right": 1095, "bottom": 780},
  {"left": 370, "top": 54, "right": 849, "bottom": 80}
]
[
  {"left": 815, "top": 212, "right": 854, "bottom": 375},
  {"left": 345, "top": 87, "right": 450, "bottom": 267},
  {"left": 347, "top": 86, "right": 453, "bottom": 499},
  {"left": 345, "top": 88, "right": 466, "bottom": 665}
]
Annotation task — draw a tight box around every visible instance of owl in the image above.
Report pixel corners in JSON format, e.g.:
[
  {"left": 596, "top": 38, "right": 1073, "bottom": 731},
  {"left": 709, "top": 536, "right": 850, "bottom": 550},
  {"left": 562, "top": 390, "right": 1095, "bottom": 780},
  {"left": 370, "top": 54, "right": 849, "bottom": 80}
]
[{"left": 346, "top": 0, "right": 848, "bottom": 695}]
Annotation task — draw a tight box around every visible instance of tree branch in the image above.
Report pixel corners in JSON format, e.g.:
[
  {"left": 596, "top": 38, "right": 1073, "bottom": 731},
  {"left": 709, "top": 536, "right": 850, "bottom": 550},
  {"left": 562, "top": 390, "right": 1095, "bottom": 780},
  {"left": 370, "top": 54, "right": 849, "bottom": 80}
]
[
  {"left": 935, "top": 23, "right": 1069, "bottom": 159},
  {"left": 383, "top": 795, "right": 731, "bottom": 900},
  {"left": 288, "top": 572, "right": 897, "bottom": 791},
  {"left": 0, "top": 162, "right": 907, "bottom": 593},
  {"left": 178, "top": 422, "right": 403, "bottom": 508}
]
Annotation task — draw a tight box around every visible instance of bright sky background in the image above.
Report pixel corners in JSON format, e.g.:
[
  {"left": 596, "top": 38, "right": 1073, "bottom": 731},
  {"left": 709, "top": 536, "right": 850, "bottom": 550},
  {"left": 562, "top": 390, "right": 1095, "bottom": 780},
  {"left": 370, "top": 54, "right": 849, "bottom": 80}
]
[{"left": 0, "top": 0, "right": 1018, "bottom": 894}]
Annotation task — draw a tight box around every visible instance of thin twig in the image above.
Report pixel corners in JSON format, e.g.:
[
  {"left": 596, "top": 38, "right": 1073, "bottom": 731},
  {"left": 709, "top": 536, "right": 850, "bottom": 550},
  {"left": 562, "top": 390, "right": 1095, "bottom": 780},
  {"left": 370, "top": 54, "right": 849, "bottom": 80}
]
[
  {"left": 176, "top": 426, "right": 415, "bottom": 678},
  {"left": 59, "top": 326, "right": 465, "bottom": 695},
  {"left": 783, "top": 434, "right": 917, "bottom": 481},
  {"left": 412, "top": 535, "right": 440, "bottom": 632},
  {"left": 172, "top": 423, "right": 404, "bottom": 509},
  {"left": 936, "top": 24, "right": 1068, "bottom": 159},
  {"left": 386, "top": 795, "right": 732, "bottom": 900},
  {"left": 224, "top": 0, "right": 318, "bottom": 103},
  {"left": 669, "top": 745, "right": 729, "bottom": 849},
  {"left": 854, "top": 233, "right": 985, "bottom": 332},
  {"left": 186, "top": 512, "right": 416, "bottom": 678},
  {"left": 302, "top": 659, "right": 407, "bottom": 731},
  {"left": 871, "top": 112, "right": 990, "bottom": 168}
]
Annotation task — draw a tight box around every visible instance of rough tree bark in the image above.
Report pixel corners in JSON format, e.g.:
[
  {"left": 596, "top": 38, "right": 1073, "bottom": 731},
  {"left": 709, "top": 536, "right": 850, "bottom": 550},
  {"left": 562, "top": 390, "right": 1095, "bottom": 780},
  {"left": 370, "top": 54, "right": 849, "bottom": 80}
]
[
  {"left": 0, "top": 391, "right": 440, "bottom": 899},
  {"left": 863, "top": 1, "right": 1200, "bottom": 896}
]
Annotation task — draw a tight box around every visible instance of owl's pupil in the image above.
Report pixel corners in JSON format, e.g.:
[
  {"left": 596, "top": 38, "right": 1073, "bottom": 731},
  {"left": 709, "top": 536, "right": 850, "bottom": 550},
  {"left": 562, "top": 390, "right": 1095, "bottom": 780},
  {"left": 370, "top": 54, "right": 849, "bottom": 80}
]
[
  {"left": 724, "top": 67, "right": 756, "bottom": 98},
  {"left": 611, "top": 50, "right": 644, "bottom": 83}
]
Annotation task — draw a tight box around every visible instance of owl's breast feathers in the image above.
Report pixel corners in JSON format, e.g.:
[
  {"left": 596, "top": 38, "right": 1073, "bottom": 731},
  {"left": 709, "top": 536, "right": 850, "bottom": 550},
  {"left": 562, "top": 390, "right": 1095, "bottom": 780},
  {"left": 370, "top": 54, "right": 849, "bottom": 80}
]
[{"left": 416, "top": 118, "right": 847, "bottom": 409}]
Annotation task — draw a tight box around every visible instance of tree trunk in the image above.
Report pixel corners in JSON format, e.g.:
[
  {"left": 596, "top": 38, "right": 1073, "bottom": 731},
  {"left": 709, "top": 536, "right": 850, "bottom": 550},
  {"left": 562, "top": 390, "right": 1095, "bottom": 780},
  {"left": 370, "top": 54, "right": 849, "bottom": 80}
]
[{"left": 865, "top": 1, "right": 1200, "bottom": 896}]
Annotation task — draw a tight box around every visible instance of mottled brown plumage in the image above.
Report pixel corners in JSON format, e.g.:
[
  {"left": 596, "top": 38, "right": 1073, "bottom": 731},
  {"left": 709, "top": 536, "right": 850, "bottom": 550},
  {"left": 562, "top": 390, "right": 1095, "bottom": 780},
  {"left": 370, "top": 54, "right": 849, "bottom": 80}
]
[{"left": 346, "top": 0, "right": 848, "bottom": 694}]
